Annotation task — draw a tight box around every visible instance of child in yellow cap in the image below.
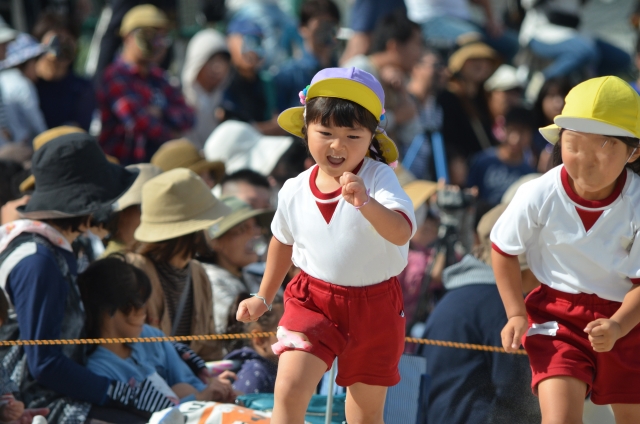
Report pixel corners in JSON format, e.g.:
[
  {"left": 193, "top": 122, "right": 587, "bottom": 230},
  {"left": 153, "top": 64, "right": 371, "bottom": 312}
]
[
  {"left": 236, "top": 67, "right": 416, "bottom": 423},
  {"left": 491, "top": 76, "right": 640, "bottom": 423}
]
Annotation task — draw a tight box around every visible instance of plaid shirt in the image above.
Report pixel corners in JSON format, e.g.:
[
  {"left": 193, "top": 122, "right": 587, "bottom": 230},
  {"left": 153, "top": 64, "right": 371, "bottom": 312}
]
[{"left": 97, "top": 59, "right": 194, "bottom": 163}]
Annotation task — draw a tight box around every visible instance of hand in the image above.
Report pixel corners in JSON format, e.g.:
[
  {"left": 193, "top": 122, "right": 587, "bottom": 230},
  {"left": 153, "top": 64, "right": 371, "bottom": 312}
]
[
  {"left": 0, "top": 400, "right": 24, "bottom": 422},
  {"left": 501, "top": 316, "right": 528, "bottom": 353},
  {"left": 339, "top": 172, "right": 368, "bottom": 208},
  {"left": 1, "top": 196, "right": 30, "bottom": 225},
  {"left": 196, "top": 375, "right": 236, "bottom": 403},
  {"left": 236, "top": 297, "right": 269, "bottom": 323},
  {"left": 8, "top": 408, "right": 49, "bottom": 424},
  {"left": 379, "top": 65, "right": 405, "bottom": 90},
  {"left": 584, "top": 319, "right": 622, "bottom": 352}
]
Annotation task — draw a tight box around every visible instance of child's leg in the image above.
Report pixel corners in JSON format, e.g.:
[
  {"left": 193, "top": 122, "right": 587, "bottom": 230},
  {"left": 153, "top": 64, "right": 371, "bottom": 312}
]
[
  {"left": 538, "top": 376, "right": 587, "bottom": 424},
  {"left": 345, "top": 383, "right": 387, "bottom": 424},
  {"left": 271, "top": 350, "right": 327, "bottom": 424},
  {"left": 611, "top": 404, "right": 640, "bottom": 424}
]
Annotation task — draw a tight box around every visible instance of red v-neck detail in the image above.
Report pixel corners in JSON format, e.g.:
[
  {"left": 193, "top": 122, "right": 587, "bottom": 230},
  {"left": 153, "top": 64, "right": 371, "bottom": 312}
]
[
  {"left": 560, "top": 166, "right": 626, "bottom": 209},
  {"left": 317, "top": 201, "right": 339, "bottom": 224},
  {"left": 575, "top": 208, "right": 603, "bottom": 232},
  {"left": 310, "top": 160, "right": 365, "bottom": 223}
]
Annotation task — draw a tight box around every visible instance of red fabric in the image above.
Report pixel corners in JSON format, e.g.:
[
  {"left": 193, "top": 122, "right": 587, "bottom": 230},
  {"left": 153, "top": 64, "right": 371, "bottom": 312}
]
[
  {"left": 279, "top": 271, "right": 405, "bottom": 387},
  {"left": 396, "top": 210, "right": 413, "bottom": 233},
  {"left": 631, "top": 278, "right": 640, "bottom": 285},
  {"left": 491, "top": 243, "right": 517, "bottom": 257},
  {"left": 575, "top": 208, "right": 603, "bottom": 232},
  {"left": 309, "top": 160, "right": 365, "bottom": 200},
  {"left": 97, "top": 59, "right": 194, "bottom": 163},
  {"left": 524, "top": 284, "right": 640, "bottom": 404},
  {"left": 316, "top": 201, "right": 339, "bottom": 224},
  {"left": 560, "top": 166, "right": 626, "bottom": 208}
]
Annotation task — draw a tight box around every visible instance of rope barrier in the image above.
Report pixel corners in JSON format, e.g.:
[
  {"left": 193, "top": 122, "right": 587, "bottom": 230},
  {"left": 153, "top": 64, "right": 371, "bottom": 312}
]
[{"left": 0, "top": 333, "right": 528, "bottom": 355}]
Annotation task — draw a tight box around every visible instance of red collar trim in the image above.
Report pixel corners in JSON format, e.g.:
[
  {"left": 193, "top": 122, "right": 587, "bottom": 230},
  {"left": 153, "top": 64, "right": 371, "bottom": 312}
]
[
  {"left": 560, "top": 166, "right": 626, "bottom": 209},
  {"left": 309, "top": 160, "right": 365, "bottom": 200}
]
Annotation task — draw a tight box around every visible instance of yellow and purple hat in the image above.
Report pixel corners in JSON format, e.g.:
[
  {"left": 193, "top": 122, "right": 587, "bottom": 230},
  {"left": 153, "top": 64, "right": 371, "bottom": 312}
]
[{"left": 277, "top": 67, "right": 399, "bottom": 165}]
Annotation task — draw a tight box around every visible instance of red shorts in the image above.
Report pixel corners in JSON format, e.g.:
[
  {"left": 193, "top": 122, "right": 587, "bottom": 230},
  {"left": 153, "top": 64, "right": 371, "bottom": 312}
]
[
  {"left": 524, "top": 284, "right": 640, "bottom": 404},
  {"left": 279, "top": 271, "right": 405, "bottom": 387}
]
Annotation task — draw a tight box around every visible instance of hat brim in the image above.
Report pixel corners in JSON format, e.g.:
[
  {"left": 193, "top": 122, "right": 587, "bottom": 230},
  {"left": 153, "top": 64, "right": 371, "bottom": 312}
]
[
  {"left": 18, "top": 164, "right": 138, "bottom": 219},
  {"left": 403, "top": 180, "right": 438, "bottom": 211},
  {"left": 134, "top": 200, "right": 231, "bottom": 243},
  {"left": 19, "top": 174, "right": 35, "bottom": 193},
  {"left": 540, "top": 117, "right": 640, "bottom": 145},
  {"left": 209, "top": 207, "right": 275, "bottom": 239},
  {"left": 277, "top": 107, "right": 399, "bottom": 164},
  {"left": 189, "top": 160, "right": 226, "bottom": 183}
]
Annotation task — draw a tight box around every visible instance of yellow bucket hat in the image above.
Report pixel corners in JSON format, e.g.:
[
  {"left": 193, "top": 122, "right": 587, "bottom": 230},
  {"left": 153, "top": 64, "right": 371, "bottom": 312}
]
[
  {"left": 277, "top": 67, "right": 399, "bottom": 164},
  {"left": 539, "top": 76, "right": 640, "bottom": 144}
]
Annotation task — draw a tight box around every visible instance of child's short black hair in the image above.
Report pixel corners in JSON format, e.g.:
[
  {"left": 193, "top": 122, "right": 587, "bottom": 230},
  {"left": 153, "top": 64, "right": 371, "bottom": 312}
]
[
  {"left": 221, "top": 169, "right": 271, "bottom": 189},
  {"left": 78, "top": 255, "right": 152, "bottom": 339},
  {"left": 370, "top": 9, "right": 420, "bottom": 54},
  {"left": 505, "top": 106, "right": 534, "bottom": 130},
  {"left": 300, "top": 0, "right": 341, "bottom": 27},
  {"left": 302, "top": 96, "right": 385, "bottom": 162}
]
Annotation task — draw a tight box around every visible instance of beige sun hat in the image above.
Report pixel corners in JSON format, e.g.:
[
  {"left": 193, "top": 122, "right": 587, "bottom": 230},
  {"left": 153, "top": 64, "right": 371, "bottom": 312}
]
[
  {"left": 113, "top": 163, "right": 163, "bottom": 212},
  {"left": 208, "top": 196, "right": 274, "bottom": 239},
  {"left": 151, "top": 138, "right": 225, "bottom": 183},
  {"left": 134, "top": 168, "right": 232, "bottom": 243},
  {"left": 403, "top": 180, "right": 438, "bottom": 211}
]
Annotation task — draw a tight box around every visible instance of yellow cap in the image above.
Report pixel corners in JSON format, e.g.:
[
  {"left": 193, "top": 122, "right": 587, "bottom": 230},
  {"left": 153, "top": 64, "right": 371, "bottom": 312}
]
[
  {"left": 540, "top": 76, "right": 640, "bottom": 144},
  {"left": 120, "top": 4, "right": 168, "bottom": 37}
]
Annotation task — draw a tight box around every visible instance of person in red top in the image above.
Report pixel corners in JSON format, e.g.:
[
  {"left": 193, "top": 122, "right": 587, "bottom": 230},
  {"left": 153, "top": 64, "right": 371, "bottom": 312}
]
[{"left": 97, "top": 5, "right": 194, "bottom": 164}]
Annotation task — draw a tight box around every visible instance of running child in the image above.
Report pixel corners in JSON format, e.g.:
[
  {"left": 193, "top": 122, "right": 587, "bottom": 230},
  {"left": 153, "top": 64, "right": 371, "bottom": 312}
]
[
  {"left": 490, "top": 76, "right": 640, "bottom": 424},
  {"left": 236, "top": 67, "right": 416, "bottom": 424}
]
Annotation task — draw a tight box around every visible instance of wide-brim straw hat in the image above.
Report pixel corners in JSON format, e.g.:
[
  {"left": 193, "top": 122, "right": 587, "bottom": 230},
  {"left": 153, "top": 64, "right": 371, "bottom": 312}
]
[
  {"left": 134, "top": 168, "right": 232, "bottom": 243},
  {"left": 151, "top": 138, "right": 225, "bottom": 183},
  {"left": 113, "top": 163, "right": 163, "bottom": 211},
  {"left": 120, "top": 4, "right": 168, "bottom": 37},
  {"left": 448, "top": 42, "right": 499, "bottom": 75},
  {"left": 277, "top": 67, "right": 399, "bottom": 165},
  {"left": 539, "top": 76, "right": 640, "bottom": 144},
  {"left": 18, "top": 133, "right": 137, "bottom": 219},
  {"left": 208, "top": 196, "right": 274, "bottom": 239}
]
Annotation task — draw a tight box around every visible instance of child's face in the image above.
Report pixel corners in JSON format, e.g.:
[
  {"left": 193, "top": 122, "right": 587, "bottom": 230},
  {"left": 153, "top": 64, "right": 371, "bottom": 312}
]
[
  {"left": 110, "top": 307, "right": 146, "bottom": 339},
  {"left": 542, "top": 87, "right": 565, "bottom": 122},
  {"left": 562, "top": 130, "right": 639, "bottom": 198},
  {"left": 503, "top": 124, "right": 532, "bottom": 153},
  {"left": 306, "top": 121, "right": 373, "bottom": 178}
]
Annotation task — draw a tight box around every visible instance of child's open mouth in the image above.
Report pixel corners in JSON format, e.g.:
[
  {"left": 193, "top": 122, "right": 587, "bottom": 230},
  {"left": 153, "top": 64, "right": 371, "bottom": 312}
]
[{"left": 327, "top": 155, "right": 345, "bottom": 166}]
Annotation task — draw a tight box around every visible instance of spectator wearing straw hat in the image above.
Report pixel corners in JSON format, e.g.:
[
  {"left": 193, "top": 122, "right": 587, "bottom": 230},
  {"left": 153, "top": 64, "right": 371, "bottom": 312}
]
[
  {"left": 199, "top": 197, "right": 274, "bottom": 335},
  {"left": 151, "top": 138, "right": 225, "bottom": 189},
  {"left": 0, "top": 33, "right": 48, "bottom": 145},
  {"left": 0, "top": 131, "right": 180, "bottom": 422},
  {"left": 129, "top": 168, "right": 232, "bottom": 361},
  {"left": 97, "top": 4, "right": 194, "bottom": 164},
  {"left": 419, "top": 204, "right": 540, "bottom": 424}
]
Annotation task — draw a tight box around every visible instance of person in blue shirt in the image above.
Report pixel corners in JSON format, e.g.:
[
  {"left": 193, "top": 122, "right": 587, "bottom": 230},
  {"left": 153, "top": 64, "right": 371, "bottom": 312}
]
[
  {"left": 467, "top": 106, "right": 536, "bottom": 207},
  {"left": 80, "top": 256, "right": 237, "bottom": 404},
  {"left": 273, "top": 0, "right": 341, "bottom": 112}
]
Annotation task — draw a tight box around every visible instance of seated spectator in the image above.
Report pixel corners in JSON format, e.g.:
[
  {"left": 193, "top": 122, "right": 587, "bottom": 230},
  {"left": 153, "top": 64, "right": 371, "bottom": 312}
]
[
  {"left": 204, "top": 120, "right": 294, "bottom": 179},
  {"left": 0, "top": 131, "right": 178, "bottom": 422},
  {"left": 484, "top": 65, "right": 524, "bottom": 143},
  {"left": 419, "top": 203, "right": 541, "bottom": 424},
  {"left": 439, "top": 42, "right": 499, "bottom": 185},
  {"left": 223, "top": 20, "right": 281, "bottom": 135},
  {"left": 224, "top": 294, "right": 283, "bottom": 394},
  {"left": 80, "top": 256, "right": 236, "bottom": 404},
  {"left": 343, "top": 10, "right": 422, "bottom": 146},
  {"left": 0, "top": 34, "right": 48, "bottom": 145},
  {"left": 181, "top": 29, "right": 231, "bottom": 149},
  {"left": 97, "top": 5, "right": 194, "bottom": 164},
  {"left": 104, "top": 163, "right": 162, "bottom": 256},
  {"left": 0, "top": 159, "right": 24, "bottom": 208},
  {"left": 150, "top": 138, "right": 225, "bottom": 188},
  {"left": 467, "top": 106, "right": 536, "bottom": 207},
  {"left": 531, "top": 77, "right": 572, "bottom": 172},
  {"left": 33, "top": 12, "right": 95, "bottom": 131},
  {"left": 273, "top": 0, "right": 341, "bottom": 111},
  {"left": 130, "top": 168, "right": 231, "bottom": 361},
  {"left": 199, "top": 197, "right": 274, "bottom": 334},
  {"left": 405, "top": 0, "right": 519, "bottom": 61},
  {"left": 220, "top": 169, "right": 273, "bottom": 210}
]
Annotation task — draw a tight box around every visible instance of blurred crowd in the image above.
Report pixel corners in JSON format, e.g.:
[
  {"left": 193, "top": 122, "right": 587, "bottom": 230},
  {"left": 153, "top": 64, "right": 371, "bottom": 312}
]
[{"left": 0, "top": 0, "right": 637, "bottom": 423}]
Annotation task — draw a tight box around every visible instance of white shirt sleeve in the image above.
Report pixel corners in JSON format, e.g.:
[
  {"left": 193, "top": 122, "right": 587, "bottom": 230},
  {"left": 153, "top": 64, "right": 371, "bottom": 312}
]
[
  {"left": 270, "top": 181, "right": 295, "bottom": 245},
  {"left": 372, "top": 164, "right": 417, "bottom": 237},
  {"left": 490, "top": 183, "right": 541, "bottom": 256}
]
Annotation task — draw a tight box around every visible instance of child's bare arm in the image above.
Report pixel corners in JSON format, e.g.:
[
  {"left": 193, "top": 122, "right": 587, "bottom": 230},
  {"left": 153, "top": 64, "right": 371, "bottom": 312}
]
[
  {"left": 237, "top": 237, "right": 292, "bottom": 323},
  {"left": 585, "top": 284, "right": 640, "bottom": 352},
  {"left": 171, "top": 383, "right": 198, "bottom": 399},
  {"left": 340, "top": 172, "right": 411, "bottom": 246},
  {"left": 492, "top": 250, "right": 528, "bottom": 353},
  {"left": 0, "top": 399, "right": 24, "bottom": 422}
]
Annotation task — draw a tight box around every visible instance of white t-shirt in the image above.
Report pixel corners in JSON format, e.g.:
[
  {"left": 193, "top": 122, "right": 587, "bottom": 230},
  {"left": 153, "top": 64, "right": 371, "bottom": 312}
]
[
  {"left": 271, "top": 158, "right": 417, "bottom": 287},
  {"left": 405, "top": 0, "right": 471, "bottom": 24},
  {"left": 491, "top": 165, "right": 640, "bottom": 302}
]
